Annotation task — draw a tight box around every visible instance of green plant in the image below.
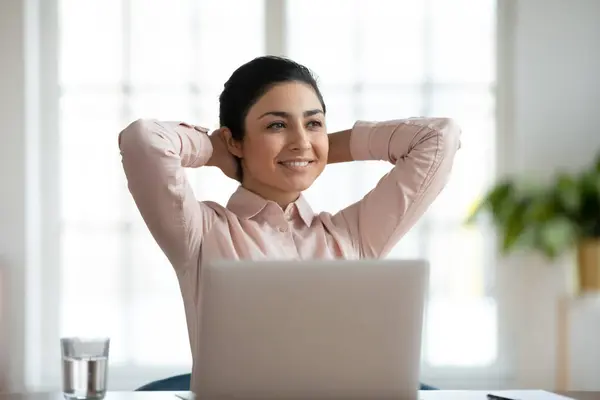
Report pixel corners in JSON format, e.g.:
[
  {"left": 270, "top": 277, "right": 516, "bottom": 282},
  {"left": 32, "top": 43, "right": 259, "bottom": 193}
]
[{"left": 467, "top": 154, "right": 600, "bottom": 259}]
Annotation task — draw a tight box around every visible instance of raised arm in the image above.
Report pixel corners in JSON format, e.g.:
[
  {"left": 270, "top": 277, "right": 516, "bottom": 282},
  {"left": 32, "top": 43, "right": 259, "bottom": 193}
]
[
  {"left": 119, "top": 119, "right": 217, "bottom": 272},
  {"left": 331, "top": 117, "right": 461, "bottom": 258}
]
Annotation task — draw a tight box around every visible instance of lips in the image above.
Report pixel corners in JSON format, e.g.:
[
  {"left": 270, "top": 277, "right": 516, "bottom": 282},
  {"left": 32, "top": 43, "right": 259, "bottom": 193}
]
[
  {"left": 280, "top": 160, "right": 312, "bottom": 167},
  {"left": 278, "top": 159, "right": 315, "bottom": 171}
]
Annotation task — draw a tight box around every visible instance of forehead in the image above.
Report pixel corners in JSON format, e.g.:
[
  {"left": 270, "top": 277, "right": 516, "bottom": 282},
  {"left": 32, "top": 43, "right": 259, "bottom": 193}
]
[{"left": 247, "top": 81, "right": 323, "bottom": 117}]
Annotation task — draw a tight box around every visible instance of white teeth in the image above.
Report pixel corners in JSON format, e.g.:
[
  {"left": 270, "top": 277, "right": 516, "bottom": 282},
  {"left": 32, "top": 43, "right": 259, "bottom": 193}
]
[{"left": 282, "top": 161, "right": 310, "bottom": 167}]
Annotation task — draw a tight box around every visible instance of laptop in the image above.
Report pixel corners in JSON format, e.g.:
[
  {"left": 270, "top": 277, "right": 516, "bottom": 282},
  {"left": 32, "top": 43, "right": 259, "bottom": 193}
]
[{"left": 194, "top": 259, "right": 429, "bottom": 400}]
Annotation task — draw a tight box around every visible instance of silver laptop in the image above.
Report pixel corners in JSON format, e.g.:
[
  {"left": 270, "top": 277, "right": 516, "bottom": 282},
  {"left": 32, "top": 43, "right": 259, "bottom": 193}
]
[{"left": 194, "top": 259, "right": 429, "bottom": 400}]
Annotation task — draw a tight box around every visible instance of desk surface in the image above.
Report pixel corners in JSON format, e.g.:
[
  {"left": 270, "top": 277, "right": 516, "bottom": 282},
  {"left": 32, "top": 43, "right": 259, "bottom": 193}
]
[{"left": 0, "top": 392, "right": 599, "bottom": 400}]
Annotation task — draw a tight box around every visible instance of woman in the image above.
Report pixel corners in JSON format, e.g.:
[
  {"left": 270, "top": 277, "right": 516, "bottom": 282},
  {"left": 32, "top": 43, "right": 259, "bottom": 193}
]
[{"left": 119, "top": 56, "right": 461, "bottom": 393}]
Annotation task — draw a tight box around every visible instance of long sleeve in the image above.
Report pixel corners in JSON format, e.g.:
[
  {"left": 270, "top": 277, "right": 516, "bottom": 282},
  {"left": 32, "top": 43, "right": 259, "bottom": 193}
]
[
  {"left": 333, "top": 117, "right": 461, "bottom": 258},
  {"left": 119, "top": 119, "right": 217, "bottom": 272}
]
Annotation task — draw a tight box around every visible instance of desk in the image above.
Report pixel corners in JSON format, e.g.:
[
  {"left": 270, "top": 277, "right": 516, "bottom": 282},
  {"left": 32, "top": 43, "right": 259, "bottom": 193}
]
[{"left": 1, "top": 392, "right": 599, "bottom": 400}]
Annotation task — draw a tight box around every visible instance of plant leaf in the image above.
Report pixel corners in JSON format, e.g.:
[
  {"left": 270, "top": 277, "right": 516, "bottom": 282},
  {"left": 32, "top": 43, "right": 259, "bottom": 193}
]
[
  {"left": 501, "top": 199, "right": 527, "bottom": 252},
  {"left": 536, "top": 218, "right": 576, "bottom": 259},
  {"left": 554, "top": 173, "right": 580, "bottom": 213},
  {"left": 465, "top": 181, "right": 515, "bottom": 225}
]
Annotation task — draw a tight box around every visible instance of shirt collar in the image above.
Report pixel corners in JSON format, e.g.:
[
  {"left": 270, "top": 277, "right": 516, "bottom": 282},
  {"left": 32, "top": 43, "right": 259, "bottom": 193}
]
[{"left": 226, "top": 186, "right": 314, "bottom": 227}]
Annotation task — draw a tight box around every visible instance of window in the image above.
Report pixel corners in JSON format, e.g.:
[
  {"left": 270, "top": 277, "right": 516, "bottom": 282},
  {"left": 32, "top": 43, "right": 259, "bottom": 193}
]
[
  {"left": 45, "top": 0, "right": 499, "bottom": 389},
  {"left": 56, "top": 0, "right": 265, "bottom": 387},
  {"left": 287, "top": 0, "right": 499, "bottom": 373}
]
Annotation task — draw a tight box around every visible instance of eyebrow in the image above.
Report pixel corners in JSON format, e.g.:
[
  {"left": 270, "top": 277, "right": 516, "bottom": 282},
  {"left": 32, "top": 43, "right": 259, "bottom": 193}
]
[{"left": 258, "top": 109, "right": 324, "bottom": 119}]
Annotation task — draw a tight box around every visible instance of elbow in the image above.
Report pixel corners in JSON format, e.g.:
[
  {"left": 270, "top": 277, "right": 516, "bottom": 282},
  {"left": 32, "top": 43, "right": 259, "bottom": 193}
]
[
  {"left": 431, "top": 117, "right": 462, "bottom": 151},
  {"left": 433, "top": 117, "right": 461, "bottom": 137},
  {"left": 118, "top": 118, "right": 158, "bottom": 151}
]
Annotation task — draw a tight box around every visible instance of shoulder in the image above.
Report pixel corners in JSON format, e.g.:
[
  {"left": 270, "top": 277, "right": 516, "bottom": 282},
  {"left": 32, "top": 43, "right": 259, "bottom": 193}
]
[
  {"left": 200, "top": 200, "right": 231, "bottom": 219},
  {"left": 315, "top": 211, "right": 360, "bottom": 255}
]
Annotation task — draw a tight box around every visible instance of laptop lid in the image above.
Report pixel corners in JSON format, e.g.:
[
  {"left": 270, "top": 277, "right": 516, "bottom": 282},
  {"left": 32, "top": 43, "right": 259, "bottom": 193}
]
[{"left": 194, "top": 259, "right": 429, "bottom": 400}]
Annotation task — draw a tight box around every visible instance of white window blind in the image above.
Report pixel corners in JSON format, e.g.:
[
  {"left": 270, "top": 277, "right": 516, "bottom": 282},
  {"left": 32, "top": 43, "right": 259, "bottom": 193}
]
[{"left": 50, "top": 0, "right": 499, "bottom": 389}]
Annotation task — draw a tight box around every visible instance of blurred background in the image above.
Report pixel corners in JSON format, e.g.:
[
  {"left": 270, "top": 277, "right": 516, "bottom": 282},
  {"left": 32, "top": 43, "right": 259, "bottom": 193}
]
[{"left": 1, "top": 0, "right": 599, "bottom": 393}]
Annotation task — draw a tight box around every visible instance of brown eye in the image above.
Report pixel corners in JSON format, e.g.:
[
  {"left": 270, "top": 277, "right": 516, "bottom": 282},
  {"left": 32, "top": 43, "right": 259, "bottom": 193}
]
[
  {"left": 307, "top": 120, "right": 323, "bottom": 129},
  {"left": 267, "top": 122, "right": 285, "bottom": 130}
]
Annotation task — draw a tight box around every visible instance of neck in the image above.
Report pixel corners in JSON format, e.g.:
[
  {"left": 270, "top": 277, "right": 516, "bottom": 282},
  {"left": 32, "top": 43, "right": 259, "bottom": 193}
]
[{"left": 241, "top": 180, "right": 300, "bottom": 209}]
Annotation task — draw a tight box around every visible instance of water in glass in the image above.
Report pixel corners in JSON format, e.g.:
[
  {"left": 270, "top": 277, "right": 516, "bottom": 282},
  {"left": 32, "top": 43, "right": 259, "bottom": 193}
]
[{"left": 61, "top": 338, "right": 109, "bottom": 400}]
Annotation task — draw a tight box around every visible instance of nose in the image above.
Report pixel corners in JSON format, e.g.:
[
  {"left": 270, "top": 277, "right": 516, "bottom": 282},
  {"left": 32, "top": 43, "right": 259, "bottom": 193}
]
[{"left": 289, "top": 125, "right": 311, "bottom": 151}]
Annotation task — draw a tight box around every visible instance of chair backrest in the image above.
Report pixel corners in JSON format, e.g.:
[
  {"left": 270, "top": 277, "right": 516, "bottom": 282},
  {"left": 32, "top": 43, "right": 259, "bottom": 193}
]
[{"left": 136, "top": 373, "right": 191, "bottom": 391}]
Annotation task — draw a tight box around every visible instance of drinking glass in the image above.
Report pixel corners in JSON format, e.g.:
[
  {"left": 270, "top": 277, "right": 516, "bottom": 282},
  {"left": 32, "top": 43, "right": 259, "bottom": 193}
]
[{"left": 61, "top": 337, "right": 110, "bottom": 400}]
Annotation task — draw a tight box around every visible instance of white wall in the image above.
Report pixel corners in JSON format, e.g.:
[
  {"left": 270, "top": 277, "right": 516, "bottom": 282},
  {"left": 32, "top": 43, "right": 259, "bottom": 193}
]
[
  {"left": 0, "top": 0, "right": 29, "bottom": 393},
  {"left": 500, "top": 0, "right": 600, "bottom": 390},
  {"left": 512, "top": 0, "right": 600, "bottom": 175},
  {"left": 1, "top": 0, "right": 600, "bottom": 393}
]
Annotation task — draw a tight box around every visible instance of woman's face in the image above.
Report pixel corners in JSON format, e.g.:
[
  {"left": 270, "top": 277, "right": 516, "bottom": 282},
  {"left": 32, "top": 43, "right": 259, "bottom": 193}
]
[{"left": 227, "top": 81, "right": 328, "bottom": 206}]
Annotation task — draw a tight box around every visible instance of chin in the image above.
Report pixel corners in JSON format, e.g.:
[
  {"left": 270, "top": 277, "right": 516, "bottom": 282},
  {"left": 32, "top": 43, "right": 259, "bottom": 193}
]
[
  {"left": 278, "top": 176, "right": 318, "bottom": 193},
  {"left": 281, "top": 182, "right": 314, "bottom": 193}
]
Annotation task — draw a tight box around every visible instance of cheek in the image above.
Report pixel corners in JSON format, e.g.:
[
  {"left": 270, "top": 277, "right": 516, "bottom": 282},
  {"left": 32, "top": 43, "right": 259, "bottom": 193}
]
[
  {"left": 313, "top": 134, "right": 329, "bottom": 160},
  {"left": 243, "top": 137, "right": 281, "bottom": 171}
]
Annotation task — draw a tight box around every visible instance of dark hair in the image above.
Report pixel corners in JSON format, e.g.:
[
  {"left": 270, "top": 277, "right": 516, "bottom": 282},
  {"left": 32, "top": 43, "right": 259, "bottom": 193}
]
[{"left": 218, "top": 56, "right": 326, "bottom": 180}]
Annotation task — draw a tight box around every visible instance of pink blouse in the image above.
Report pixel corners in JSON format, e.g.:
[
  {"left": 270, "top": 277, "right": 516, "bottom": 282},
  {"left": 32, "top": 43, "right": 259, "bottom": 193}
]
[{"left": 119, "top": 116, "right": 461, "bottom": 391}]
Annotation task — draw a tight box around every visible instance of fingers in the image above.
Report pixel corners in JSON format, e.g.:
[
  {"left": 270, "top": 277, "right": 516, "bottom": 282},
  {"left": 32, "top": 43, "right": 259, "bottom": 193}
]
[
  {"left": 193, "top": 125, "right": 209, "bottom": 134},
  {"left": 179, "top": 122, "right": 209, "bottom": 134}
]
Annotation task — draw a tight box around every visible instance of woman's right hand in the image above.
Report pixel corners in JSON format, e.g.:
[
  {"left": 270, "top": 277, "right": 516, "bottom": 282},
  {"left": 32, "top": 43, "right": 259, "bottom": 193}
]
[{"left": 208, "top": 128, "right": 240, "bottom": 181}]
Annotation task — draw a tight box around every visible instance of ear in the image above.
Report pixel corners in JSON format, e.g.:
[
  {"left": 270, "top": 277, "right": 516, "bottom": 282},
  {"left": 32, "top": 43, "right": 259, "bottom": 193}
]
[{"left": 220, "top": 127, "right": 244, "bottom": 159}]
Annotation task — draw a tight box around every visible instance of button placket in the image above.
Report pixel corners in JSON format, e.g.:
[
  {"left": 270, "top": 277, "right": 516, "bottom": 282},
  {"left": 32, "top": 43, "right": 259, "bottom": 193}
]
[
  {"left": 278, "top": 205, "right": 295, "bottom": 232},
  {"left": 276, "top": 216, "right": 296, "bottom": 255}
]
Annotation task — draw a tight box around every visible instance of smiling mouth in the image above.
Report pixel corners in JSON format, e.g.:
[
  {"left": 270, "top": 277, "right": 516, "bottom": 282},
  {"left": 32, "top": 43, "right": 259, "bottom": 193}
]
[{"left": 278, "top": 160, "right": 314, "bottom": 169}]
